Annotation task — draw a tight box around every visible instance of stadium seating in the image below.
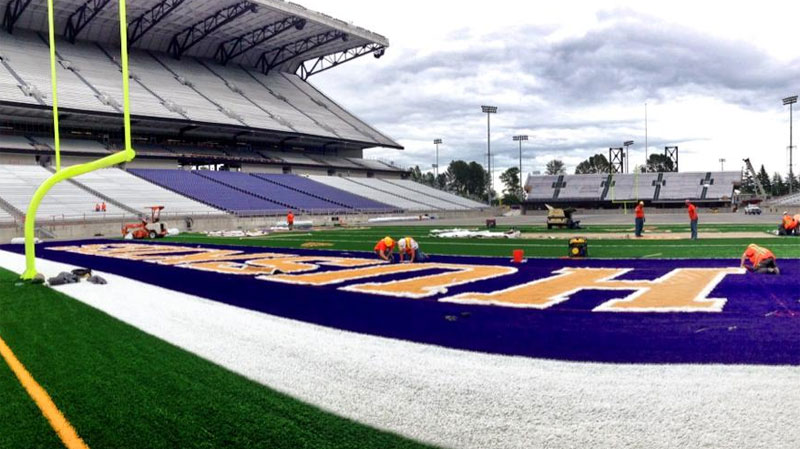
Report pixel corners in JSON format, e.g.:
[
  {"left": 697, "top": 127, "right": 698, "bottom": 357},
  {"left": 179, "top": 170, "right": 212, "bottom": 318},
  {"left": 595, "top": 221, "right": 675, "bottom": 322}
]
[
  {"left": 270, "top": 73, "right": 370, "bottom": 142},
  {"left": 381, "top": 179, "right": 487, "bottom": 209},
  {"left": 55, "top": 39, "right": 183, "bottom": 120},
  {"left": 194, "top": 171, "right": 344, "bottom": 213},
  {"left": 0, "top": 134, "right": 34, "bottom": 151},
  {"left": 203, "top": 64, "right": 336, "bottom": 138},
  {"left": 75, "top": 169, "right": 223, "bottom": 216},
  {"left": 308, "top": 175, "right": 439, "bottom": 211},
  {"left": 0, "top": 164, "right": 124, "bottom": 219},
  {"left": 283, "top": 75, "right": 397, "bottom": 147},
  {"left": 154, "top": 56, "right": 292, "bottom": 132},
  {"left": 129, "top": 169, "right": 285, "bottom": 216},
  {"left": 251, "top": 174, "right": 395, "bottom": 212},
  {"left": 0, "top": 31, "right": 115, "bottom": 113},
  {"left": 525, "top": 172, "right": 741, "bottom": 203},
  {"left": 0, "top": 207, "right": 13, "bottom": 224},
  {"left": 33, "top": 137, "right": 109, "bottom": 155},
  {"left": 122, "top": 50, "right": 241, "bottom": 126},
  {"left": 525, "top": 175, "right": 560, "bottom": 200}
]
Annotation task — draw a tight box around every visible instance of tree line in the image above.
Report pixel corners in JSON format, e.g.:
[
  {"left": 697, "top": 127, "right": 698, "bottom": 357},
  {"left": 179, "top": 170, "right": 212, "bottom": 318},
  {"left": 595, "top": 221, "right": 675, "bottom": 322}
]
[{"left": 409, "top": 160, "right": 524, "bottom": 205}]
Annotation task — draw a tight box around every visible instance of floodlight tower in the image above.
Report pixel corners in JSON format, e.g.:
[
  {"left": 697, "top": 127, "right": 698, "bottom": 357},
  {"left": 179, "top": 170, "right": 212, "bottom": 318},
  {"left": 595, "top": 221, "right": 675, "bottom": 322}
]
[
  {"left": 513, "top": 135, "right": 528, "bottom": 200},
  {"left": 433, "top": 138, "right": 442, "bottom": 178},
  {"left": 624, "top": 140, "right": 634, "bottom": 173},
  {"left": 783, "top": 95, "right": 798, "bottom": 194},
  {"left": 481, "top": 105, "right": 497, "bottom": 204}
]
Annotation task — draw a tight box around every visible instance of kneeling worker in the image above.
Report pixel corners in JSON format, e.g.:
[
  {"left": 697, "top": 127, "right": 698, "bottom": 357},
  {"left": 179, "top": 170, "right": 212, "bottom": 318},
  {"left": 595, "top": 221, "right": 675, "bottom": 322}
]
[
  {"left": 374, "top": 236, "right": 395, "bottom": 262},
  {"left": 780, "top": 212, "right": 798, "bottom": 236},
  {"left": 397, "top": 236, "right": 428, "bottom": 263},
  {"left": 740, "top": 243, "right": 780, "bottom": 275}
]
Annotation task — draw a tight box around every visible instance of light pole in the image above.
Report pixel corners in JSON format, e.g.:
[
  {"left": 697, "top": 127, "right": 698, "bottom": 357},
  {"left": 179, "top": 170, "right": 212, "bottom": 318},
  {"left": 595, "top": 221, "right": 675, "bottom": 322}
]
[
  {"left": 513, "top": 135, "right": 528, "bottom": 200},
  {"left": 624, "top": 140, "right": 634, "bottom": 173},
  {"left": 719, "top": 158, "right": 726, "bottom": 171},
  {"left": 433, "top": 138, "right": 442, "bottom": 178},
  {"left": 482, "top": 105, "right": 497, "bottom": 204},
  {"left": 784, "top": 96, "right": 798, "bottom": 194}
]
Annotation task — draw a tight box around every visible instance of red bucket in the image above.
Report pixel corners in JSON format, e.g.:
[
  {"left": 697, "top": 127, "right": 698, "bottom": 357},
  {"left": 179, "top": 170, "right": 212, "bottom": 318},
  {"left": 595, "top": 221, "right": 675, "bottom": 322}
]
[{"left": 512, "top": 249, "right": 524, "bottom": 263}]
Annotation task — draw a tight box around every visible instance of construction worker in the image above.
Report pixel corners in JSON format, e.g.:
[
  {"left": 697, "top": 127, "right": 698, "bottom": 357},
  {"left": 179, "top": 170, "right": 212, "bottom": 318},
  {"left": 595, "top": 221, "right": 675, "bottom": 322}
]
[
  {"left": 686, "top": 200, "right": 698, "bottom": 240},
  {"left": 397, "top": 236, "right": 427, "bottom": 263},
  {"left": 780, "top": 212, "right": 797, "bottom": 236},
  {"left": 287, "top": 210, "right": 294, "bottom": 231},
  {"left": 740, "top": 243, "right": 780, "bottom": 275},
  {"left": 634, "top": 201, "right": 645, "bottom": 237},
  {"left": 374, "top": 236, "right": 395, "bottom": 262},
  {"left": 101, "top": 201, "right": 107, "bottom": 212}
]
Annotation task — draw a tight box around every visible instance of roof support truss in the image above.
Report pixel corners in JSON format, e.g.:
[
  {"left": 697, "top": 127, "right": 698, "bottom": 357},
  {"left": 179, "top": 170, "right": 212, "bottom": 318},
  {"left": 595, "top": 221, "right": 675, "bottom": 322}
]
[
  {"left": 128, "top": 0, "right": 186, "bottom": 47},
  {"left": 168, "top": 1, "right": 257, "bottom": 59},
  {"left": 256, "top": 30, "right": 347, "bottom": 75},
  {"left": 2, "top": 0, "right": 33, "bottom": 34},
  {"left": 296, "top": 43, "right": 385, "bottom": 79},
  {"left": 215, "top": 16, "right": 306, "bottom": 65},
  {"left": 64, "top": 0, "right": 112, "bottom": 43}
]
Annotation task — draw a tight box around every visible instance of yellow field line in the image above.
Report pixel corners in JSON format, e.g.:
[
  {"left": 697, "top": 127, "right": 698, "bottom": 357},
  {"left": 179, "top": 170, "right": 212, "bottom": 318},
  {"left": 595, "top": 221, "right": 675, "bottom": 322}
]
[{"left": 0, "top": 334, "right": 89, "bottom": 449}]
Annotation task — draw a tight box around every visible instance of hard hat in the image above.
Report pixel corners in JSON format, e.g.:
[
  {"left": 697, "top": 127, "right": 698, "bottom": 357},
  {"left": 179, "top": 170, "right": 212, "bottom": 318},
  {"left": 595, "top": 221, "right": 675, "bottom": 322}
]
[
  {"left": 784, "top": 211, "right": 789, "bottom": 215},
  {"left": 383, "top": 237, "right": 395, "bottom": 247}
]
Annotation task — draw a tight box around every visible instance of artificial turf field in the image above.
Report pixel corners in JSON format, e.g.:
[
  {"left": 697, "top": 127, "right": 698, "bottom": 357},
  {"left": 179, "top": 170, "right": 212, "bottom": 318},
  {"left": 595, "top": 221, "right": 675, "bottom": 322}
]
[{"left": 1, "top": 222, "right": 798, "bottom": 448}]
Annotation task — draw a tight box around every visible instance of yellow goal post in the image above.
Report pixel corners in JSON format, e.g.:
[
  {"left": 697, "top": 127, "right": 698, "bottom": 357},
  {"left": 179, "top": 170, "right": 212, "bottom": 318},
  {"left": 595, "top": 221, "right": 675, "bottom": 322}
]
[{"left": 21, "top": 0, "right": 136, "bottom": 280}]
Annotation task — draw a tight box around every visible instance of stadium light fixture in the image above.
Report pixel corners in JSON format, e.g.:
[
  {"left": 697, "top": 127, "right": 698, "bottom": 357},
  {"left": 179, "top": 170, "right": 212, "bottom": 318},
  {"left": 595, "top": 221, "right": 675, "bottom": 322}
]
[
  {"left": 482, "top": 105, "right": 497, "bottom": 205},
  {"left": 624, "top": 140, "right": 634, "bottom": 173},
  {"left": 433, "top": 139, "right": 443, "bottom": 178},
  {"left": 784, "top": 96, "right": 798, "bottom": 194},
  {"left": 513, "top": 135, "right": 528, "bottom": 200}
]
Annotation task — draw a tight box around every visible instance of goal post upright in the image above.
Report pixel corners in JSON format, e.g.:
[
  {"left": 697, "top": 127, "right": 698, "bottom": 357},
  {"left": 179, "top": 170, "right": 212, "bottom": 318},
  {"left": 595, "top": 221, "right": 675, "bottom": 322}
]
[{"left": 21, "top": 0, "right": 136, "bottom": 280}]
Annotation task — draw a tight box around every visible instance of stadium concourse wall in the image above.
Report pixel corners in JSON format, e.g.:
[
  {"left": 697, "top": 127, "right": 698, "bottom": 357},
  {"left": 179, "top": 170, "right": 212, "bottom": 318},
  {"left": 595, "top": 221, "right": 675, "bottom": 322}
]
[{"left": 0, "top": 207, "right": 495, "bottom": 243}]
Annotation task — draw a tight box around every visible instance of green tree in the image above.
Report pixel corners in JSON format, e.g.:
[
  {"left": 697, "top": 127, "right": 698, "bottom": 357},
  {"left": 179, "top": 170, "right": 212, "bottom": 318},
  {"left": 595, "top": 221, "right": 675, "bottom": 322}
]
[
  {"left": 444, "top": 160, "right": 488, "bottom": 199},
  {"left": 644, "top": 154, "right": 675, "bottom": 173},
  {"left": 756, "top": 165, "right": 771, "bottom": 195},
  {"left": 500, "top": 167, "right": 522, "bottom": 204},
  {"left": 545, "top": 159, "right": 566, "bottom": 175},
  {"left": 575, "top": 154, "right": 610, "bottom": 174},
  {"left": 771, "top": 172, "right": 787, "bottom": 196},
  {"left": 435, "top": 173, "right": 447, "bottom": 189}
]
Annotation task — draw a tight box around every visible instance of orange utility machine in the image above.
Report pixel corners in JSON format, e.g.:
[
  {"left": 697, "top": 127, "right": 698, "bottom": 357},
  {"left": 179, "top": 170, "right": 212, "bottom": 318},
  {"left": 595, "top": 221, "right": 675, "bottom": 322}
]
[{"left": 122, "top": 206, "right": 168, "bottom": 239}]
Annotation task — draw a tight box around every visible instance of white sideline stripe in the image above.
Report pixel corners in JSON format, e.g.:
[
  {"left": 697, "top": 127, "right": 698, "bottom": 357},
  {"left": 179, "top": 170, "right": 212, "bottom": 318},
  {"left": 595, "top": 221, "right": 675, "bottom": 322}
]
[{"left": 2, "top": 250, "right": 800, "bottom": 449}]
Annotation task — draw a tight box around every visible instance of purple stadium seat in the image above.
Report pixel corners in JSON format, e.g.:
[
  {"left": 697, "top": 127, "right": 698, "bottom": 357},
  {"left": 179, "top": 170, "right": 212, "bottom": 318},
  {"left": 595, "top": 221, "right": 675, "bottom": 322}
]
[
  {"left": 251, "top": 173, "right": 396, "bottom": 212},
  {"left": 129, "top": 169, "right": 285, "bottom": 215}
]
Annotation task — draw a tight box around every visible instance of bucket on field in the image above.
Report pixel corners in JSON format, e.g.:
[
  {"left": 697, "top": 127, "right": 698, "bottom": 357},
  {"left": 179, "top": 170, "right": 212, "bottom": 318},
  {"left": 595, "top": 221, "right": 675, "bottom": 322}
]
[{"left": 512, "top": 249, "right": 524, "bottom": 263}]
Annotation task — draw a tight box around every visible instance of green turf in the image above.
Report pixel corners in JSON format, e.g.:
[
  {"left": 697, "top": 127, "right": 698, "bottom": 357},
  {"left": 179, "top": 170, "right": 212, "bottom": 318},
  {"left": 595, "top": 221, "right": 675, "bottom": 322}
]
[
  {"left": 163, "top": 225, "right": 800, "bottom": 259},
  {"left": 0, "top": 268, "right": 434, "bottom": 449}
]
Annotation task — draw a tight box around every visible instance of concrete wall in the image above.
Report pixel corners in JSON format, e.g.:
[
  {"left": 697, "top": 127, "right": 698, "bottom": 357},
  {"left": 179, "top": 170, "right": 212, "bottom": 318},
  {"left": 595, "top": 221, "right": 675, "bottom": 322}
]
[{"left": 0, "top": 209, "right": 494, "bottom": 243}]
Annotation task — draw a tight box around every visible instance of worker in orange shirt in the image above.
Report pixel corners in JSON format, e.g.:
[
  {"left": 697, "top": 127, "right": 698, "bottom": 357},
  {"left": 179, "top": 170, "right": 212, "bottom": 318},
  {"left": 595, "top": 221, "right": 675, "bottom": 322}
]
[
  {"left": 740, "top": 243, "right": 780, "bottom": 275},
  {"left": 634, "top": 201, "right": 645, "bottom": 237},
  {"left": 686, "top": 200, "right": 698, "bottom": 240},
  {"left": 780, "top": 211, "right": 797, "bottom": 236},
  {"left": 287, "top": 210, "right": 294, "bottom": 231},
  {"left": 374, "top": 236, "right": 395, "bottom": 262}
]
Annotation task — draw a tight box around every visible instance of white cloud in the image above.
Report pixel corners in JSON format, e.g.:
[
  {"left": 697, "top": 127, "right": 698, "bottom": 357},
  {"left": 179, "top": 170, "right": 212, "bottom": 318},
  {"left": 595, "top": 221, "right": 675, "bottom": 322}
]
[{"left": 299, "top": 0, "right": 800, "bottom": 182}]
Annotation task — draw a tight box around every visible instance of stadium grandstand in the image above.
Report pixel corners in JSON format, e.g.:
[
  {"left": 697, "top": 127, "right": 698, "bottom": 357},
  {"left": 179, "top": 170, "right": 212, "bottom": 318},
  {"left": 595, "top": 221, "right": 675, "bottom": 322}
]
[
  {"left": 523, "top": 171, "right": 742, "bottom": 209},
  {"left": 0, "top": 0, "right": 486, "bottom": 233}
]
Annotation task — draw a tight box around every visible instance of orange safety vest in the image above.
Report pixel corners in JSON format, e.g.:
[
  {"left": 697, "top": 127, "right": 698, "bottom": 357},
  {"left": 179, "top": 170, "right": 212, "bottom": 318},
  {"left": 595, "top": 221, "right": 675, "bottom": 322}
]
[
  {"left": 635, "top": 204, "right": 644, "bottom": 219},
  {"left": 783, "top": 215, "right": 797, "bottom": 230},
  {"left": 374, "top": 240, "right": 393, "bottom": 252},
  {"left": 745, "top": 245, "right": 775, "bottom": 266}
]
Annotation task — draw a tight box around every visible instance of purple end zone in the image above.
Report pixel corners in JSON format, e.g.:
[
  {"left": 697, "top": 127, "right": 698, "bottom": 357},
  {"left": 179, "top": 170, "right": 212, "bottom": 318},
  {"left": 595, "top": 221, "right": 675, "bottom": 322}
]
[{"left": 6, "top": 240, "right": 800, "bottom": 365}]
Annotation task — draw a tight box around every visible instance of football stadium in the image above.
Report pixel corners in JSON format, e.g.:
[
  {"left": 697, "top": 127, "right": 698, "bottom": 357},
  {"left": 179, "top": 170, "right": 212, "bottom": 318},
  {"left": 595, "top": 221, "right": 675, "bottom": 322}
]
[{"left": 1, "top": 1, "right": 800, "bottom": 448}]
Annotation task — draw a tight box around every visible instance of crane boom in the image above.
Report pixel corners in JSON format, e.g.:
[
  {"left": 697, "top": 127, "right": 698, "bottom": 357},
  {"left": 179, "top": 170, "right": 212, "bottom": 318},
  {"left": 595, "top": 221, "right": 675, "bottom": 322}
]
[{"left": 742, "top": 158, "right": 767, "bottom": 199}]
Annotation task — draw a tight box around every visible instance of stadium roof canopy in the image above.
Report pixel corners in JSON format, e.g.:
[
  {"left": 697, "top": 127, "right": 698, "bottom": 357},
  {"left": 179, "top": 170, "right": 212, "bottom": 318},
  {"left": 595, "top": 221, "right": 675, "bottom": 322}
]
[{"left": 1, "top": 0, "right": 389, "bottom": 77}]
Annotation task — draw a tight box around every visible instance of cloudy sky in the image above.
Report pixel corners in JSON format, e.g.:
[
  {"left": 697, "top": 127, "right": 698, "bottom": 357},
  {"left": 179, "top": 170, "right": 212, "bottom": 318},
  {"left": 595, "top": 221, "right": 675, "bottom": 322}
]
[{"left": 300, "top": 0, "right": 800, "bottom": 186}]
